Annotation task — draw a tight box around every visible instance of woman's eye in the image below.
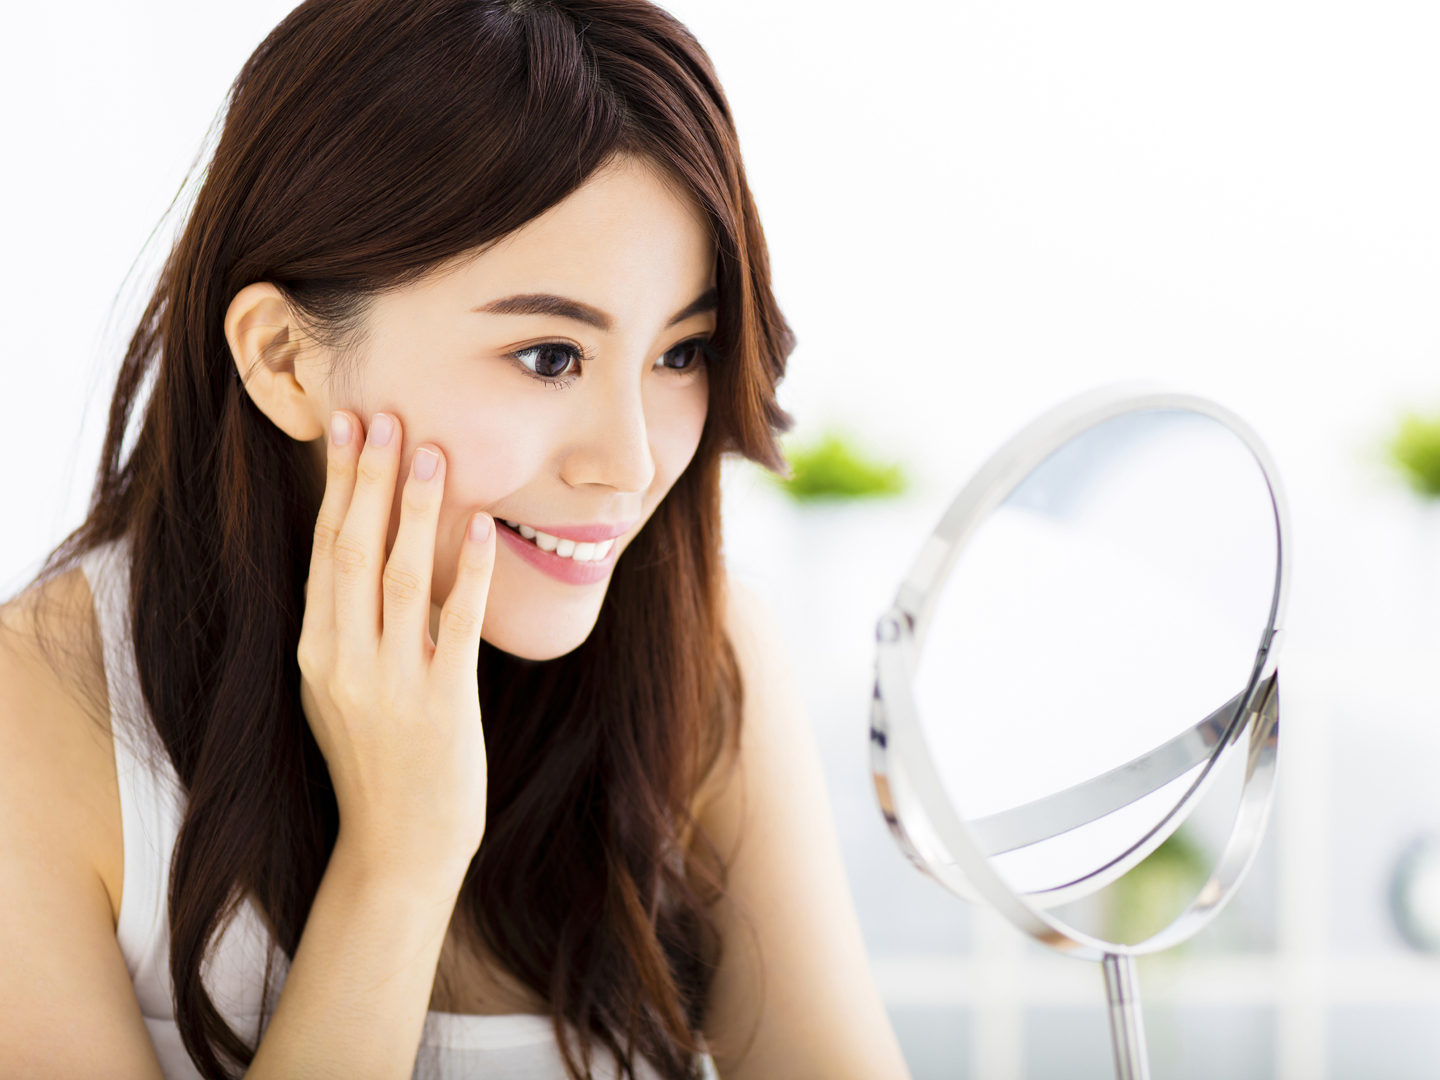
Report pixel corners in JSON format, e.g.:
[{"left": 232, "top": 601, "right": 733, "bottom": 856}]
[
  {"left": 514, "top": 343, "right": 581, "bottom": 379},
  {"left": 657, "top": 339, "right": 709, "bottom": 372}
]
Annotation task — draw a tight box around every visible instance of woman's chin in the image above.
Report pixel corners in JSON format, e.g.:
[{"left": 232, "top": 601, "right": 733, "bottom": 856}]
[
  {"left": 479, "top": 606, "right": 603, "bottom": 662},
  {"left": 473, "top": 558, "right": 611, "bottom": 661}
]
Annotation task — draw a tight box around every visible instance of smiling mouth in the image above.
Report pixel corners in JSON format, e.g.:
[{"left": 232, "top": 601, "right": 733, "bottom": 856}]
[{"left": 499, "top": 520, "right": 617, "bottom": 563}]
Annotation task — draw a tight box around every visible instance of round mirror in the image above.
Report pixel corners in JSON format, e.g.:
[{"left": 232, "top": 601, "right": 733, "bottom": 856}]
[{"left": 871, "top": 387, "right": 1289, "bottom": 1080}]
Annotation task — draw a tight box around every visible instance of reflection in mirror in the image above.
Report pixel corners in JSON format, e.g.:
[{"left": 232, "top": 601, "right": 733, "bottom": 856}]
[{"left": 911, "top": 410, "right": 1276, "bottom": 901}]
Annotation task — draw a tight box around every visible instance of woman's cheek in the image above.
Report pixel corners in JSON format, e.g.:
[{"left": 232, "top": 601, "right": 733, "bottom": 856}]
[
  {"left": 646, "top": 376, "right": 709, "bottom": 495},
  {"left": 428, "top": 396, "right": 556, "bottom": 605}
]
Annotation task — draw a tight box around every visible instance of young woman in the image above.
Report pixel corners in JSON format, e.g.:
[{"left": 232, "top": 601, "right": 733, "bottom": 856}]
[{"left": 0, "top": 1, "right": 909, "bottom": 1079}]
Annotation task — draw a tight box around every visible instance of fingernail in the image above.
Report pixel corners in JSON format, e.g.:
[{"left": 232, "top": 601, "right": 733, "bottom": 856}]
[
  {"left": 368, "top": 413, "right": 394, "bottom": 448},
  {"left": 469, "top": 513, "right": 492, "bottom": 543},
  {"left": 330, "top": 412, "right": 352, "bottom": 446},
  {"left": 413, "top": 448, "right": 439, "bottom": 482}
]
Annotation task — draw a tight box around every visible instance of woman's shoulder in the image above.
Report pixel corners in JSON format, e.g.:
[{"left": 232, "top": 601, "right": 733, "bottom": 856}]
[
  {"left": 723, "top": 578, "right": 797, "bottom": 715},
  {"left": 725, "top": 584, "right": 794, "bottom": 676},
  {"left": 0, "top": 564, "right": 124, "bottom": 924},
  {"left": 690, "top": 580, "right": 806, "bottom": 817}
]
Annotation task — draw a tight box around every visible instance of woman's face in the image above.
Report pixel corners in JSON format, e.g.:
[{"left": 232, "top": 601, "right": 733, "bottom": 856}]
[{"left": 304, "top": 155, "right": 714, "bottom": 659}]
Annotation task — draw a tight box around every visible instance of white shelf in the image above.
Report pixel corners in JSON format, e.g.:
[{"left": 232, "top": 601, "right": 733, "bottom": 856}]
[{"left": 874, "top": 950, "right": 1440, "bottom": 1009}]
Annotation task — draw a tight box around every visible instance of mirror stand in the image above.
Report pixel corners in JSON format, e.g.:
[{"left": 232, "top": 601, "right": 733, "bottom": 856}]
[{"left": 1102, "top": 953, "right": 1150, "bottom": 1080}]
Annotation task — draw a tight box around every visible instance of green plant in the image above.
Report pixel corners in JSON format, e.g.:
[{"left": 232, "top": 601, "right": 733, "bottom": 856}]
[
  {"left": 1388, "top": 411, "right": 1440, "bottom": 498},
  {"left": 777, "top": 431, "right": 907, "bottom": 503},
  {"left": 1108, "top": 829, "right": 1209, "bottom": 946}
]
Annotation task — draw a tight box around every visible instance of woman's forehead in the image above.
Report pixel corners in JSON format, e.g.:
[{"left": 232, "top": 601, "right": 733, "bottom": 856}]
[{"left": 399, "top": 157, "right": 715, "bottom": 329}]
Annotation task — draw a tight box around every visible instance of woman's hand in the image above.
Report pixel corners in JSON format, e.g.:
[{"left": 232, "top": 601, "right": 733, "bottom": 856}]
[{"left": 297, "top": 410, "right": 495, "bottom": 889}]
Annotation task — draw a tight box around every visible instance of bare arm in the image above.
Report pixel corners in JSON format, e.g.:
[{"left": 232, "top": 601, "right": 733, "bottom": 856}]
[
  {"left": 248, "top": 411, "right": 496, "bottom": 1078},
  {"left": 0, "top": 574, "right": 165, "bottom": 1080},
  {"left": 700, "top": 584, "right": 911, "bottom": 1080}
]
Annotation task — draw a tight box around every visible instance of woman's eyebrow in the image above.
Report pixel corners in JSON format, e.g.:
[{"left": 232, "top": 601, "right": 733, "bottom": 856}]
[
  {"left": 666, "top": 287, "right": 717, "bottom": 328},
  {"left": 475, "top": 294, "right": 612, "bottom": 330},
  {"left": 473, "top": 288, "right": 717, "bottom": 332}
]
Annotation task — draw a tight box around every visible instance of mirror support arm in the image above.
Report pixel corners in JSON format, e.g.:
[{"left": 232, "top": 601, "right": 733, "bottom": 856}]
[{"left": 1102, "top": 953, "right": 1151, "bottom": 1080}]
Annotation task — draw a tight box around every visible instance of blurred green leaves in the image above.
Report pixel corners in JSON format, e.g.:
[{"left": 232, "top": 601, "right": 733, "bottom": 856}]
[
  {"left": 1388, "top": 411, "right": 1440, "bottom": 499},
  {"left": 1108, "top": 830, "right": 1209, "bottom": 946},
  {"left": 776, "top": 430, "right": 907, "bottom": 503}
]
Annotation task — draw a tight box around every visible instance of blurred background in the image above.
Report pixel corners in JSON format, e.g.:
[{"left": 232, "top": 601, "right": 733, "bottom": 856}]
[{"left": 5, "top": 1, "right": 1440, "bottom": 1077}]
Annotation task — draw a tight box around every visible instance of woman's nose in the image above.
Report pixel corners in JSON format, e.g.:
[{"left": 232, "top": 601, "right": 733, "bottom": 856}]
[{"left": 559, "top": 380, "right": 656, "bottom": 495}]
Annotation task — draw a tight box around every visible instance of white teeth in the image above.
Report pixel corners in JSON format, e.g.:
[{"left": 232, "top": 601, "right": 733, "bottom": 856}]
[{"left": 508, "top": 523, "right": 617, "bottom": 562}]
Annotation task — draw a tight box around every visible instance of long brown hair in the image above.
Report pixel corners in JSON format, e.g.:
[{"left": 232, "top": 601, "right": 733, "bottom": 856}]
[{"left": 45, "top": 1, "right": 793, "bottom": 1076}]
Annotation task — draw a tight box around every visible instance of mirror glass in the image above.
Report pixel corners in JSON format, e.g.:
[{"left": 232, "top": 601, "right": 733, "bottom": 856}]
[{"left": 910, "top": 409, "right": 1279, "bottom": 907}]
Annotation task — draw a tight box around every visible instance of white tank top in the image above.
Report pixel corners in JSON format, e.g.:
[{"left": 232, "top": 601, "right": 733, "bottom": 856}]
[{"left": 80, "top": 539, "right": 682, "bottom": 1080}]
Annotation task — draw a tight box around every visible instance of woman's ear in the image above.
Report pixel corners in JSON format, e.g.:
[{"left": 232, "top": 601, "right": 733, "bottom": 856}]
[{"left": 225, "top": 282, "right": 327, "bottom": 441}]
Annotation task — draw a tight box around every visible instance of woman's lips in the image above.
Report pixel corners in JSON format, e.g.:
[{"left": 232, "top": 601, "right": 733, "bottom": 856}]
[{"left": 495, "top": 520, "right": 627, "bottom": 585}]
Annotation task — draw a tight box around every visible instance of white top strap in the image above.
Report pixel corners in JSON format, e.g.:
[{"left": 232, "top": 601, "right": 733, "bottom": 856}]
[{"left": 80, "top": 539, "right": 185, "bottom": 1019}]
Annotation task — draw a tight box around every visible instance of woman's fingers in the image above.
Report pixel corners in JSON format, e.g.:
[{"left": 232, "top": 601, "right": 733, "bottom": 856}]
[
  {"left": 380, "top": 445, "right": 446, "bottom": 658},
  {"left": 432, "top": 513, "right": 496, "bottom": 678},
  {"left": 332, "top": 412, "right": 402, "bottom": 642},
  {"left": 306, "top": 411, "right": 363, "bottom": 634}
]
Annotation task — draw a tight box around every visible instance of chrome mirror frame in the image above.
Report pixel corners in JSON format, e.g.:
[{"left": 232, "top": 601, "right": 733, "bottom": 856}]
[{"left": 870, "top": 385, "right": 1290, "bottom": 1079}]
